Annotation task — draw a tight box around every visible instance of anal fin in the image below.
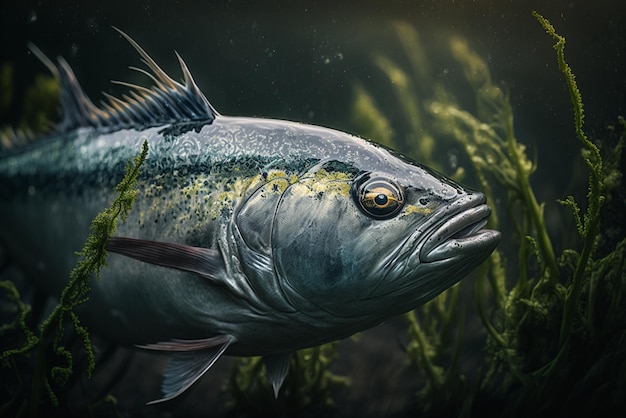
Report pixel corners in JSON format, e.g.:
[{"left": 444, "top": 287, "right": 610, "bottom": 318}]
[{"left": 263, "top": 353, "right": 291, "bottom": 398}]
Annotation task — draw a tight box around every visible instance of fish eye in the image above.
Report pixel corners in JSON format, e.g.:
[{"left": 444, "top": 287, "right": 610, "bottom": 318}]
[{"left": 354, "top": 176, "right": 405, "bottom": 219}]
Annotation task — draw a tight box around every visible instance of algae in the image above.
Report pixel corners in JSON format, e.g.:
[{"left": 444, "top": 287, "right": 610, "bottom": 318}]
[
  {"left": 352, "top": 13, "right": 625, "bottom": 417},
  {"left": 0, "top": 64, "right": 14, "bottom": 118},
  {"left": 226, "top": 343, "right": 349, "bottom": 417},
  {"left": 18, "top": 73, "right": 60, "bottom": 134},
  {"left": 1, "top": 11, "right": 623, "bottom": 417},
  {"left": 1, "top": 140, "right": 148, "bottom": 417},
  {"left": 0, "top": 65, "right": 59, "bottom": 149}
]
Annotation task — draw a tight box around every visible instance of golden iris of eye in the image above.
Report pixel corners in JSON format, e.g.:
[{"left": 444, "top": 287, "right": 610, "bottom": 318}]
[{"left": 357, "top": 178, "right": 405, "bottom": 219}]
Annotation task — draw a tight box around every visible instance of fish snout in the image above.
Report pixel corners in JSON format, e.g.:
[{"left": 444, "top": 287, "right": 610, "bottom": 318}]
[{"left": 419, "top": 193, "right": 500, "bottom": 263}]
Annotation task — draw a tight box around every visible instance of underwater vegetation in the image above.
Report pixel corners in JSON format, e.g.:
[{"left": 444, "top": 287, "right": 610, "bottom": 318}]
[
  {"left": 1, "top": 140, "right": 148, "bottom": 416},
  {"left": 0, "top": 11, "right": 624, "bottom": 418},
  {"left": 225, "top": 343, "right": 349, "bottom": 417},
  {"left": 0, "top": 65, "right": 59, "bottom": 140},
  {"left": 352, "top": 12, "right": 625, "bottom": 417}
]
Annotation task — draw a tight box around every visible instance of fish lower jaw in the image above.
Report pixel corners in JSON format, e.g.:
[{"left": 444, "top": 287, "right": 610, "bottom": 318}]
[
  {"left": 420, "top": 203, "right": 500, "bottom": 263},
  {"left": 421, "top": 229, "right": 501, "bottom": 262}
]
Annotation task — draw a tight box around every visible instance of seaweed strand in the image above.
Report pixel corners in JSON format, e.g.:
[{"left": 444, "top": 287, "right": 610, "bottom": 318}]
[
  {"left": 532, "top": 10, "right": 605, "bottom": 360},
  {"left": 39, "top": 140, "right": 148, "bottom": 394},
  {"left": 1, "top": 140, "right": 148, "bottom": 416}
]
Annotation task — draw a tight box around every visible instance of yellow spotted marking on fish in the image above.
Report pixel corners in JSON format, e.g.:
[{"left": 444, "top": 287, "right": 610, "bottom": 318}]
[
  {"left": 403, "top": 204, "right": 433, "bottom": 216},
  {"left": 144, "top": 182, "right": 163, "bottom": 198},
  {"left": 266, "top": 169, "right": 299, "bottom": 184},
  {"left": 181, "top": 176, "right": 210, "bottom": 198},
  {"left": 134, "top": 169, "right": 304, "bottom": 230},
  {"left": 314, "top": 168, "right": 352, "bottom": 182},
  {"left": 296, "top": 169, "right": 353, "bottom": 198},
  {"left": 264, "top": 170, "right": 299, "bottom": 194},
  {"left": 210, "top": 175, "right": 259, "bottom": 219}
]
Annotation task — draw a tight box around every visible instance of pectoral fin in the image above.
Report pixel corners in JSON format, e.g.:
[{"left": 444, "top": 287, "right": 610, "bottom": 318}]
[
  {"left": 106, "top": 236, "right": 226, "bottom": 281},
  {"left": 263, "top": 353, "right": 291, "bottom": 398},
  {"left": 139, "top": 335, "right": 236, "bottom": 404}
]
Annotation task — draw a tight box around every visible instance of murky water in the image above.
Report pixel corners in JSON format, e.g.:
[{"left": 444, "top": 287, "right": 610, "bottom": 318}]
[{"left": 1, "top": 1, "right": 625, "bottom": 417}]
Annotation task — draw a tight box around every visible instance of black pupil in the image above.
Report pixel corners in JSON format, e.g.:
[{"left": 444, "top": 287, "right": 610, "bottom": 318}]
[{"left": 375, "top": 193, "right": 388, "bottom": 206}]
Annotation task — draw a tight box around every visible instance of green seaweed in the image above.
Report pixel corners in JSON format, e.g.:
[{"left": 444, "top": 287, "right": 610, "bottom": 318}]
[
  {"left": 0, "top": 67, "right": 59, "bottom": 149},
  {"left": 1, "top": 12, "right": 623, "bottom": 416},
  {"left": 352, "top": 13, "right": 625, "bottom": 417},
  {"left": 1, "top": 140, "right": 148, "bottom": 417},
  {"left": 18, "top": 73, "right": 60, "bottom": 134},
  {"left": 405, "top": 284, "right": 466, "bottom": 411},
  {"left": 0, "top": 63, "right": 14, "bottom": 117}
]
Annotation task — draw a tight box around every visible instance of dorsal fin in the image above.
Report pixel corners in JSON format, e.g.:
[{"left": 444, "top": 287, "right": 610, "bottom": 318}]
[{"left": 30, "top": 27, "right": 218, "bottom": 134}]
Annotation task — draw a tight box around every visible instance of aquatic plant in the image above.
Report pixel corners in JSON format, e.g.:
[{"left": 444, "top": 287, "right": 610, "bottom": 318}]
[
  {"left": 0, "top": 66, "right": 58, "bottom": 148},
  {"left": 18, "top": 73, "right": 60, "bottom": 134},
  {"left": 226, "top": 343, "right": 349, "bottom": 417},
  {"left": 1, "top": 12, "right": 623, "bottom": 417},
  {"left": 352, "top": 13, "right": 624, "bottom": 417},
  {"left": 0, "top": 64, "right": 14, "bottom": 118},
  {"left": 1, "top": 139, "right": 148, "bottom": 417}
]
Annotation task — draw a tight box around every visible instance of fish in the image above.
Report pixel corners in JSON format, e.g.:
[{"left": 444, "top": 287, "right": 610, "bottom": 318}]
[{"left": 0, "top": 28, "right": 501, "bottom": 403}]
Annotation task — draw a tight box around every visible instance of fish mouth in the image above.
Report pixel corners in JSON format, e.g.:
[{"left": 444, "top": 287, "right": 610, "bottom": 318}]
[{"left": 420, "top": 194, "right": 501, "bottom": 263}]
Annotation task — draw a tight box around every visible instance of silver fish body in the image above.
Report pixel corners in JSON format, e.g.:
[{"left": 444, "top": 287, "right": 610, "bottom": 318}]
[{"left": 0, "top": 31, "right": 500, "bottom": 402}]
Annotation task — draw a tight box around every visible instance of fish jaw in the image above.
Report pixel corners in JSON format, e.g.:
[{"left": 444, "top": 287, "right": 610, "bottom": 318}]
[
  {"left": 360, "top": 192, "right": 500, "bottom": 307},
  {"left": 419, "top": 193, "right": 501, "bottom": 263}
]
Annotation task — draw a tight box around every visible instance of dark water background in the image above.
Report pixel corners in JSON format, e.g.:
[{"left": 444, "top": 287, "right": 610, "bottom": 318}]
[{"left": 1, "top": 1, "right": 625, "bottom": 416}]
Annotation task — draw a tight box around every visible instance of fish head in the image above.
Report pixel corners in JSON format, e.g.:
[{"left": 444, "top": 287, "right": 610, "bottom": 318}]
[{"left": 234, "top": 149, "right": 500, "bottom": 320}]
